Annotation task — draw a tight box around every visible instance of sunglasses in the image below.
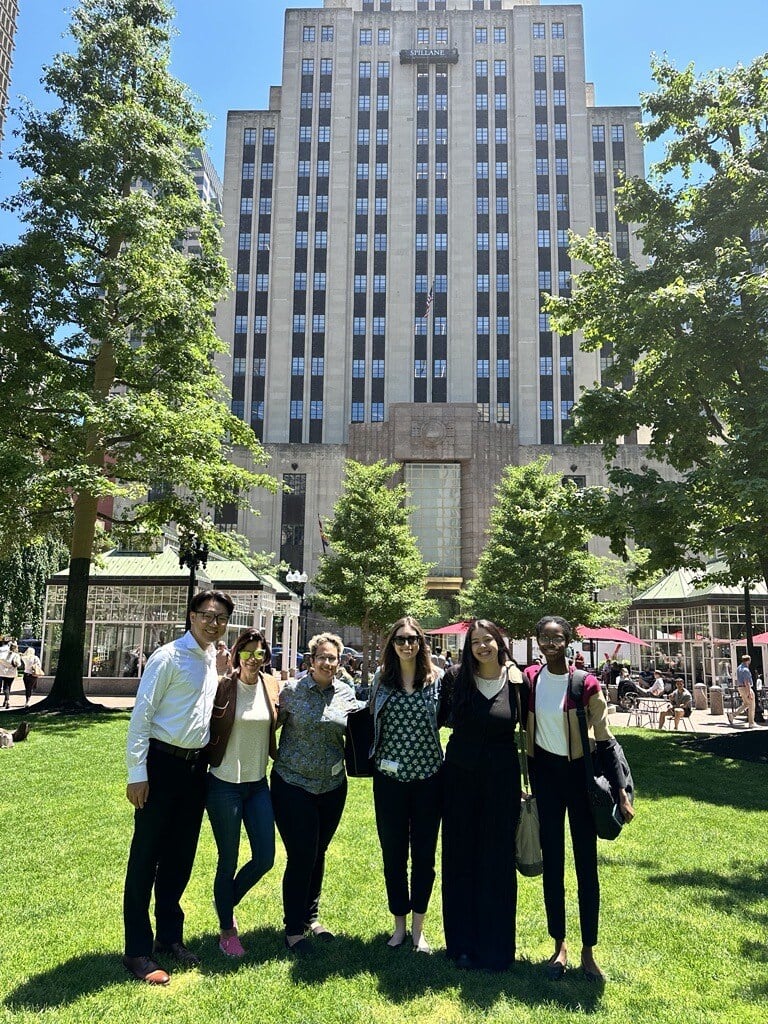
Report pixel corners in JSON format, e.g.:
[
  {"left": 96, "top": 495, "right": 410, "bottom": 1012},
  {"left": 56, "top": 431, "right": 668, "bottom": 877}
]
[
  {"left": 239, "top": 649, "right": 265, "bottom": 662},
  {"left": 393, "top": 635, "right": 420, "bottom": 646}
]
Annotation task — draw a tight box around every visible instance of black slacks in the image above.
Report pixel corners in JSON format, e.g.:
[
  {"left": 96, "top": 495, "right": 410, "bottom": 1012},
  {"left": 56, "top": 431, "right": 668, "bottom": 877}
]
[
  {"left": 123, "top": 747, "right": 207, "bottom": 956},
  {"left": 270, "top": 770, "right": 347, "bottom": 935},
  {"left": 534, "top": 745, "right": 600, "bottom": 947},
  {"left": 372, "top": 767, "right": 442, "bottom": 916}
]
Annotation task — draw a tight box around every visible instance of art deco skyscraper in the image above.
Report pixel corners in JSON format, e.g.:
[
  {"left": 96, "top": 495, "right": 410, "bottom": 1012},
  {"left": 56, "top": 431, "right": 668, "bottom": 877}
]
[
  {"left": 0, "top": 0, "right": 19, "bottom": 144},
  {"left": 217, "top": 0, "right": 644, "bottom": 593}
]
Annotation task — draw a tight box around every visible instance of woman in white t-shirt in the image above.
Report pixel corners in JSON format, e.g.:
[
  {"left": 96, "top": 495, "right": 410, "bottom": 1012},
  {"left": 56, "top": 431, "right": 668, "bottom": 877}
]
[
  {"left": 523, "top": 616, "right": 634, "bottom": 983},
  {"left": 205, "top": 629, "right": 281, "bottom": 957}
]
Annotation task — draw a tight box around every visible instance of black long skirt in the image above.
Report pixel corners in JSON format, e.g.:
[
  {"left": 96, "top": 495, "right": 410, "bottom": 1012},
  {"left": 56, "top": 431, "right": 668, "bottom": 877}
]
[{"left": 441, "top": 757, "right": 520, "bottom": 970}]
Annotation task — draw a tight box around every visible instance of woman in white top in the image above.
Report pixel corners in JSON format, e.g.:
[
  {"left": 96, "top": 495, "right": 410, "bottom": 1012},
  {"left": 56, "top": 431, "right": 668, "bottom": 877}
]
[
  {"left": 21, "top": 647, "right": 43, "bottom": 708},
  {"left": 523, "top": 616, "right": 634, "bottom": 983},
  {"left": 205, "top": 629, "right": 280, "bottom": 957}
]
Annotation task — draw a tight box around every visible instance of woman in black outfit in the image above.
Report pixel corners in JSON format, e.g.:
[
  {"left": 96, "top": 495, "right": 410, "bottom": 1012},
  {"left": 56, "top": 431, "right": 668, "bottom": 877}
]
[{"left": 440, "top": 618, "right": 523, "bottom": 971}]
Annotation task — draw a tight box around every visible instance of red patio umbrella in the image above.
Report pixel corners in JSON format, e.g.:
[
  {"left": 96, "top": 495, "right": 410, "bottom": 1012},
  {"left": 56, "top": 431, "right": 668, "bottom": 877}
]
[
  {"left": 425, "top": 622, "right": 471, "bottom": 636},
  {"left": 576, "top": 626, "right": 650, "bottom": 647}
]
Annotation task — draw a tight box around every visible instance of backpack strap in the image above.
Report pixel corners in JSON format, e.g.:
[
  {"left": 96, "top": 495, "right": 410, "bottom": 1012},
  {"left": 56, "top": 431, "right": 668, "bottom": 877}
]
[{"left": 568, "top": 669, "right": 597, "bottom": 791}]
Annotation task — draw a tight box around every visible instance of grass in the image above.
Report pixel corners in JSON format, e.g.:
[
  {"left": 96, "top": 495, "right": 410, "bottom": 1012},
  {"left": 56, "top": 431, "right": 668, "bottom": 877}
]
[{"left": 0, "top": 713, "right": 766, "bottom": 1024}]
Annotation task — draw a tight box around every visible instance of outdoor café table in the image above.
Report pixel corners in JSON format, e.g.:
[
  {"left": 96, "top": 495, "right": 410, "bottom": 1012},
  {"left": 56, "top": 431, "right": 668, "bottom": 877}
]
[{"left": 627, "top": 696, "right": 660, "bottom": 729}]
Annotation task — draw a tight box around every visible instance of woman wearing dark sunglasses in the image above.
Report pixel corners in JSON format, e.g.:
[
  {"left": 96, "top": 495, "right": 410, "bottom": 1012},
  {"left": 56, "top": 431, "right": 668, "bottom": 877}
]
[
  {"left": 369, "top": 616, "right": 444, "bottom": 952},
  {"left": 204, "top": 628, "right": 281, "bottom": 957}
]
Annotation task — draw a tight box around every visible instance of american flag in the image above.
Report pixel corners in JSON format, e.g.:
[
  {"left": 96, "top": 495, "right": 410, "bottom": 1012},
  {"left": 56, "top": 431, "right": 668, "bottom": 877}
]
[{"left": 423, "top": 281, "right": 434, "bottom": 318}]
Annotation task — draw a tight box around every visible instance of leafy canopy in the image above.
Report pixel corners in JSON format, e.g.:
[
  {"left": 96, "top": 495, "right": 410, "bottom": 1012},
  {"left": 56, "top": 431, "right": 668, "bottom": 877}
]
[{"left": 546, "top": 55, "right": 768, "bottom": 587}]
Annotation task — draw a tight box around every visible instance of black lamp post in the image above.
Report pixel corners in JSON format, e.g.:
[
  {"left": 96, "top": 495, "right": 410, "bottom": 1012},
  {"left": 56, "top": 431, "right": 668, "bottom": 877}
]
[{"left": 179, "top": 532, "right": 209, "bottom": 630}]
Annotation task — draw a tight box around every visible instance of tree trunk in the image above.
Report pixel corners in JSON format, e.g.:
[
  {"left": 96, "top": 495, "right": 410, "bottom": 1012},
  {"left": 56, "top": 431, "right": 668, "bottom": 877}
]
[{"left": 36, "top": 492, "right": 100, "bottom": 712}]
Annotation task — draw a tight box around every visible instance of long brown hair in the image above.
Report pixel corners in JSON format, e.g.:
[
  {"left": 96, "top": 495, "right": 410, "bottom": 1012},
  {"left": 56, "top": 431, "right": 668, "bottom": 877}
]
[
  {"left": 452, "top": 619, "right": 509, "bottom": 722},
  {"left": 230, "top": 628, "right": 271, "bottom": 671},
  {"left": 380, "top": 616, "right": 432, "bottom": 690}
]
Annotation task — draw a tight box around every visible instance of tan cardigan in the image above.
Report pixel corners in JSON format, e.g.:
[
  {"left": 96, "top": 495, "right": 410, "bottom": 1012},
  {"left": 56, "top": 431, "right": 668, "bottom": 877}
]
[{"left": 522, "top": 665, "right": 614, "bottom": 761}]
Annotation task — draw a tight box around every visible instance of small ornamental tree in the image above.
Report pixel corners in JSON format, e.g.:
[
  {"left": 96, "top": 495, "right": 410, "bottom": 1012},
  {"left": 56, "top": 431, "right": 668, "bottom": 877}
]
[
  {"left": 459, "top": 458, "right": 625, "bottom": 652},
  {"left": 0, "top": 0, "right": 276, "bottom": 710},
  {"left": 311, "top": 461, "right": 437, "bottom": 680}
]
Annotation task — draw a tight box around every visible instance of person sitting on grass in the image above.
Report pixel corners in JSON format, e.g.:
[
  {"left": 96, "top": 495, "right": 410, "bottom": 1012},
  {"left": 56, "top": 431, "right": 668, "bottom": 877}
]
[
  {"left": 657, "top": 678, "right": 692, "bottom": 730},
  {"left": 0, "top": 722, "right": 31, "bottom": 748}
]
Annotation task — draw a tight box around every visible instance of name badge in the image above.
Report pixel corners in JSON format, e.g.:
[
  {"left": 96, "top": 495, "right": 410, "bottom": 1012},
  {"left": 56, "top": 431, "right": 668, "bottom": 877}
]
[
  {"left": 331, "top": 758, "right": 344, "bottom": 776},
  {"left": 379, "top": 758, "right": 399, "bottom": 775}
]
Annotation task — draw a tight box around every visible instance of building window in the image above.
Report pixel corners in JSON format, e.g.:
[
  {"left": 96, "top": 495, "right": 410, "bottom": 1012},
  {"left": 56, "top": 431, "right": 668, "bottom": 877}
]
[
  {"left": 371, "top": 359, "right": 385, "bottom": 378},
  {"left": 241, "top": 162, "right": 255, "bottom": 180},
  {"left": 414, "top": 359, "right": 427, "bottom": 378},
  {"left": 310, "top": 401, "right": 323, "bottom": 420},
  {"left": 540, "top": 356, "right": 553, "bottom": 375},
  {"left": 238, "top": 232, "right": 251, "bottom": 251},
  {"left": 371, "top": 402, "right": 384, "bottom": 422},
  {"left": 303, "top": 26, "right": 315, "bottom": 42},
  {"left": 290, "top": 400, "right": 303, "bottom": 419},
  {"left": 436, "top": 28, "right": 448, "bottom": 44},
  {"left": 321, "top": 26, "right": 333, "bottom": 41},
  {"left": 475, "top": 27, "right": 488, "bottom": 43},
  {"left": 320, "top": 58, "right": 333, "bottom": 74},
  {"left": 291, "top": 357, "right": 305, "bottom": 376},
  {"left": 302, "top": 58, "right": 314, "bottom": 74},
  {"left": 312, "top": 314, "right": 325, "bottom": 332},
  {"left": 351, "top": 402, "right": 364, "bottom": 423},
  {"left": 377, "top": 61, "right": 390, "bottom": 78},
  {"left": 476, "top": 359, "right": 490, "bottom": 378},
  {"left": 477, "top": 403, "right": 490, "bottom": 422},
  {"left": 533, "top": 23, "right": 545, "bottom": 39},
  {"left": 552, "top": 55, "right": 565, "bottom": 72},
  {"left": 552, "top": 22, "right": 565, "bottom": 39},
  {"left": 240, "top": 197, "right": 253, "bottom": 215},
  {"left": 378, "top": 28, "right": 390, "bottom": 44},
  {"left": 417, "top": 28, "right": 430, "bottom": 44},
  {"left": 234, "top": 315, "right": 248, "bottom": 333},
  {"left": 553, "top": 89, "right": 566, "bottom": 106},
  {"left": 612, "top": 124, "right": 625, "bottom": 142},
  {"left": 434, "top": 360, "right": 447, "bottom": 378},
  {"left": 554, "top": 123, "right": 567, "bottom": 141},
  {"left": 253, "top": 358, "right": 266, "bottom": 376},
  {"left": 540, "top": 401, "right": 554, "bottom": 420},
  {"left": 359, "top": 60, "right": 371, "bottom": 78},
  {"left": 259, "top": 197, "right": 272, "bottom": 215},
  {"left": 592, "top": 124, "right": 605, "bottom": 142},
  {"left": 494, "top": 60, "right": 506, "bottom": 77},
  {"left": 352, "top": 359, "right": 366, "bottom": 379},
  {"left": 497, "top": 359, "right": 510, "bottom": 378},
  {"left": 537, "top": 193, "right": 550, "bottom": 211},
  {"left": 494, "top": 28, "right": 507, "bottom": 43},
  {"left": 555, "top": 157, "right": 569, "bottom": 175},
  {"left": 359, "top": 29, "right": 372, "bottom": 45}
]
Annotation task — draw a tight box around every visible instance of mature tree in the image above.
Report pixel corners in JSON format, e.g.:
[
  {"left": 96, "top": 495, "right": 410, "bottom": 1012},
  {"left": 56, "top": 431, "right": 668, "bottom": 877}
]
[
  {"left": 546, "top": 55, "right": 768, "bottom": 596},
  {"left": 0, "top": 536, "right": 70, "bottom": 637},
  {"left": 0, "top": 0, "right": 276, "bottom": 710},
  {"left": 311, "top": 460, "right": 437, "bottom": 680},
  {"left": 459, "top": 458, "right": 627, "bottom": 649}
]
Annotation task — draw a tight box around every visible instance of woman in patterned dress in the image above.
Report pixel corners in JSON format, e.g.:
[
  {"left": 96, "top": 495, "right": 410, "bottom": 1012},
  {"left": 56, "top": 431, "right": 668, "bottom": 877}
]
[{"left": 369, "top": 616, "right": 444, "bottom": 952}]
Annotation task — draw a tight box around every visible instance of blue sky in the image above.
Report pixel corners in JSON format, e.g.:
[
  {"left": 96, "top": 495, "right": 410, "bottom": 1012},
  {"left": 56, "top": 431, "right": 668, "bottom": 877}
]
[{"left": 1, "top": 0, "right": 767, "bottom": 242}]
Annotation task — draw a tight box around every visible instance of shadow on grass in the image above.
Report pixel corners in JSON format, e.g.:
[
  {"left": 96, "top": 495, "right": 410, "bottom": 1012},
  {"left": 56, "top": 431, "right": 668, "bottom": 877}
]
[
  {"left": 0, "top": 707, "right": 130, "bottom": 736},
  {"left": 646, "top": 862, "right": 768, "bottom": 932},
  {"left": 614, "top": 732, "right": 767, "bottom": 812},
  {"left": 4, "top": 929, "right": 605, "bottom": 1014}
]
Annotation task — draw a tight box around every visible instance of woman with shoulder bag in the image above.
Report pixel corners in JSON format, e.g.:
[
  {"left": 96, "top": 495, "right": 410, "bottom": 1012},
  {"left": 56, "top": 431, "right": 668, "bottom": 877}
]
[
  {"left": 21, "top": 647, "right": 44, "bottom": 709},
  {"left": 205, "top": 628, "right": 281, "bottom": 958},
  {"left": 440, "top": 619, "right": 524, "bottom": 972},
  {"left": 369, "top": 616, "right": 443, "bottom": 953},
  {"left": 523, "top": 615, "right": 634, "bottom": 983}
]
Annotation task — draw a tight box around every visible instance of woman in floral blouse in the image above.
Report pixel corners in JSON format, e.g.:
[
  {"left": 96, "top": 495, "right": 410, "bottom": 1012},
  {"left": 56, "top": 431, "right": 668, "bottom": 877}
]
[{"left": 368, "top": 617, "right": 443, "bottom": 953}]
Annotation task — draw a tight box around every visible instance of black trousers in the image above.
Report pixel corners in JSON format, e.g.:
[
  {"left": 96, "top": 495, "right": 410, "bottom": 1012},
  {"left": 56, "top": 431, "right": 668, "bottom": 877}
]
[
  {"left": 372, "top": 768, "right": 442, "bottom": 916},
  {"left": 534, "top": 745, "right": 599, "bottom": 947},
  {"left": 123, "top": 747, "right": 207, "bottom": 956},
  {"left": 441, "top": 758, "right": 519, "bottom": 970},
  {"left": 270, "top": 770, "right": 347, "bottom": 935}
]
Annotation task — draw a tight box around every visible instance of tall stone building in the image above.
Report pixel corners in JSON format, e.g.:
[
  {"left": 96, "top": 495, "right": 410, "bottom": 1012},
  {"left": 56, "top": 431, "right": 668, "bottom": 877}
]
[
  {"left": 0, "top": 0, "right": 19, "bottom": 144},
  {"left": 217, "top": 0, "right": 646, "bottom": 599}
]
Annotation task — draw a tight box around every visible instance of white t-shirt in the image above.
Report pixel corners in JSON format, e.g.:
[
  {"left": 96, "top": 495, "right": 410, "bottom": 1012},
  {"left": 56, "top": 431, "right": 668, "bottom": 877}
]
[
  {"left": 535, "top": 667, "right": 570, "bottom": 757},
  {"left": 212, "top": 679, "right": 272, "bottom": 784}
]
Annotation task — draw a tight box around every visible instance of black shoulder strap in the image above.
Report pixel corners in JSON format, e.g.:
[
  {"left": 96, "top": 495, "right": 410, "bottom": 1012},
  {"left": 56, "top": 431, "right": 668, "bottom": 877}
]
[{"left": 568, "top": 669, "right": 596, "bottom": 790}]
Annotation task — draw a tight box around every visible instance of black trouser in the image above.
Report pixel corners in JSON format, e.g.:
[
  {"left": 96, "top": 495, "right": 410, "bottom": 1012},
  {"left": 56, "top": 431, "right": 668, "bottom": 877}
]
[
  {"left": 123, "top": 746, "right": 207, "bottom": 956},
  {"left": 1, "top": 677, "right": 13, "bottom": 702},
  {"left": 534, "top": 745, "right": 599, "bottom": 947},
  {"left": 372, "top": 768, "right": 442, "bottom": 916},
  {"left": 270, "top": 770, "right": 347, "bottom": 935}
]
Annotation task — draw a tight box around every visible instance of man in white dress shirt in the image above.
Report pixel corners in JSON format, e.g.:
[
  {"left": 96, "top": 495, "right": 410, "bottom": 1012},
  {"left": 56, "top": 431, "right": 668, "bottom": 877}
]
[{"left": 122, "top": 589, "right": 234, "bottom": 985}]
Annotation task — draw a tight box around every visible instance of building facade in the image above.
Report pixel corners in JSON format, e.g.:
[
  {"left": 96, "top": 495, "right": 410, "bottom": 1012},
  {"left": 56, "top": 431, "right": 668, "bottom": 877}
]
[
  {"left": 216, "top": 0, "right": 646, "bottom": 595},
  {"left": 0, "top": 0, "right": 19, "bottom": 144}
]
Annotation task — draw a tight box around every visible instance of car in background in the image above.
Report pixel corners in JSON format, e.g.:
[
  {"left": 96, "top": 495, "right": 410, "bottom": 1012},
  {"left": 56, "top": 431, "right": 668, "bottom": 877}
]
[{"left": 342, "top": 646, "right": 362, "bottom": 659}]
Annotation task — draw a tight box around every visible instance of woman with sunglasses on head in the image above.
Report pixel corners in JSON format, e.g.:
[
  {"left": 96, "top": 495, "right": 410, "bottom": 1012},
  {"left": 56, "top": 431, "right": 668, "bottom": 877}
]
[
  {"left": 271, "top": 632, "right": 362, "bottom": 954},
  {"left": 205, "top": 629, "right": 281, "bottom": 958},
  {"left": 439, "top": 618, "right": 523, "bottom": 972},
  {"left": 523, "top": 616, "right": 634, "bottom": 982},
  {"left": 369, "top": 616, "right": 444, "bottom": 953}
]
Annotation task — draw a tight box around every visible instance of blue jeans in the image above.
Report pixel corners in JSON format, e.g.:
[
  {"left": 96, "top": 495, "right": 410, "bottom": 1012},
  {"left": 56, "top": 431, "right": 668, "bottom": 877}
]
[{"left": 206, "top": 774, "right": 275, "bottom": 930}]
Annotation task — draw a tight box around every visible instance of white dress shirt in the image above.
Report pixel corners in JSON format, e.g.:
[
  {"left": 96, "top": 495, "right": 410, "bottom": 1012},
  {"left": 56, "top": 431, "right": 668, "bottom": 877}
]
[{"left": 126, "top": 631, "right": 219, "bottom": 784}]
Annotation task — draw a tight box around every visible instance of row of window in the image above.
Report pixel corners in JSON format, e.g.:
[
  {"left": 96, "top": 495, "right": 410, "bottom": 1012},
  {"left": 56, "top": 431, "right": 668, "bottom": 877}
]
[
  {"left": 290, "top": 401, "right": 325, "bottom": 419},
  {"left": 243, "top": 128, "right": 274, "bottom": 146},
  {"left": 477, "top": 403, "right": 512, "bottom": 423},
  {"left": 475, "top": 60, "right": 508, "bottom": 76},
  {"left": 592, "top": 124, "right": 625, "bottom": 142},
  {"left": 540, "top": 401, "right": 574, "bottom": 420},
  {"left": 351, "top": 403, "right": 385, "bottom": 423},
  {"left": 359, "top": 28, "right": 391, "bottom": 45},
  {"left": 357, "top": 61, "right": 390, "bottom": 78},
  {"left": 301, "top": 58, "right": 333, "bottom": 74},
  {"left": 301, "top": 18, "right": 563, "bottom": 45},
  {"left": 533, "top": 55, "right": 566, "bottom": 73},
  {"left": 302, "top": 26, "right": 334, "bottom": 42}
]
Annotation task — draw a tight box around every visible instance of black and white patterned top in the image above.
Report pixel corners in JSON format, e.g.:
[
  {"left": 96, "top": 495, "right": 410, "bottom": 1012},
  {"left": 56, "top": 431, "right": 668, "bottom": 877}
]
[{"left": 375, "top": 689, "right": 443, "bottom": 782}]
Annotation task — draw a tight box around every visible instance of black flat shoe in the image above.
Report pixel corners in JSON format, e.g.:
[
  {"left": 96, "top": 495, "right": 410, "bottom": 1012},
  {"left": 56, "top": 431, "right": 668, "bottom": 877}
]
[
  {"left": 311, "top": 928, "right": 335, "bottom": 942},
  {"left": 284, "top": 936, "right": 312, "bottom": 955},
  {"left": 545, "top": 958, "right": 566, "bottom": 980}
]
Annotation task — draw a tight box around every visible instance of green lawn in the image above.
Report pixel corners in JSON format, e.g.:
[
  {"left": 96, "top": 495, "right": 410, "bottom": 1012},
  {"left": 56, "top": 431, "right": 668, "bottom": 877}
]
[{"left": 0, "top": 713, "right": 765, "bottom": 1024}]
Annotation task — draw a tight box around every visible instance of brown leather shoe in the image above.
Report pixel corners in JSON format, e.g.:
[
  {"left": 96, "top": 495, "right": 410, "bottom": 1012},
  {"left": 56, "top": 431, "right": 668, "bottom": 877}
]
[{"left": 122, "top": 954, "right": 170, "bottom": 985}]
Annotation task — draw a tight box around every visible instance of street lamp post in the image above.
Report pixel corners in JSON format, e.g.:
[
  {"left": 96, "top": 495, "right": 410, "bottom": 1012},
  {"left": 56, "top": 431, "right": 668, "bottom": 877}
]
[
  {"left": 179, "top": 532, "right": 209, "bottom": 630},
  {"left": 286, "top": 568, "right": 309, "bottom": 650}
]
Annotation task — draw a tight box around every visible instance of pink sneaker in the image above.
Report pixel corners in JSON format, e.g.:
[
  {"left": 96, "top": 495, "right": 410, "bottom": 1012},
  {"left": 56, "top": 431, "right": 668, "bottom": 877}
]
[{"left": 219, "top": 933, "right": 246, "bottom": 958}]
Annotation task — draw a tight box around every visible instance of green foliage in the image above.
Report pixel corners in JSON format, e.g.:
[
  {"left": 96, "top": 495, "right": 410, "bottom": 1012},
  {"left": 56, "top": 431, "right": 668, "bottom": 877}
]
[
  {"left": 460, "top": 458, "right": 626, "bottom": 636},
  {"left": 546, "top": 55, "right": 768, "bottom": 587},
  {"left": 0, "top": 0, "right": 277, "bottom": 703},
  {"left": 0, "top": 714, "right": 765, "bottom": 1024},
  {"left": 312, "top": 461, "right": 437, "bottom": 671},
  {"left": 0, "top": 536, "right": 70, "bottom": 636}
]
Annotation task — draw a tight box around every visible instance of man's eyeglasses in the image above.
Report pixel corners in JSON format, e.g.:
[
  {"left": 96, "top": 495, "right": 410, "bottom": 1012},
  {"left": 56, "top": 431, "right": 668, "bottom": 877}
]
[
  {"left": 194, "top": 611, "right": 230, "bottom": 626},
  {"left": 393, "top": 636, "right": 420, "bottom": 646},
  {"left": 239, "top": 649, "right": 265, "bottom": 662}
]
